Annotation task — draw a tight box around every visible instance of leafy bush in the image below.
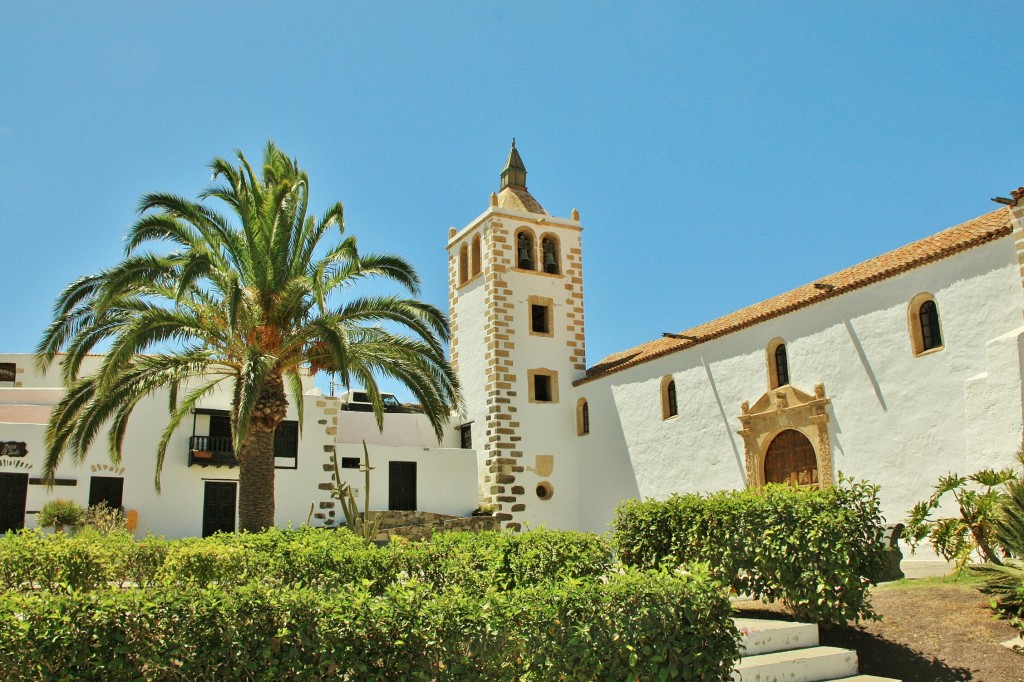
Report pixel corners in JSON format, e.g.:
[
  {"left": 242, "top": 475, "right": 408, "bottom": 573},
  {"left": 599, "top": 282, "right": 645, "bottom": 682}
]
[
  {"left": 81, "top": 502, "right": 127, "bottom": 535},
  {"left": 906, "top": 465, "right": 1018, "bottom": 569},
  {"left": 0, "top": 566, "right": 739, "bottom": 681},
  {"left": 970, "top": 468, "right": 1024, "bottom": 632},
  {"left": 613, "top": 477, "right": 888, "bottom": 624},
  {"left": 35, "top": 499, "right": 84, "bottom": 533}
]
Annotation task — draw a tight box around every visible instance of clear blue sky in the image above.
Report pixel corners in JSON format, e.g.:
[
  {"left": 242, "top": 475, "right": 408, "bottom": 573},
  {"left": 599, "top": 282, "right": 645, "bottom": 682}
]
[{"left": 1, "top": 3, "right": 1020, "bottom": 400}]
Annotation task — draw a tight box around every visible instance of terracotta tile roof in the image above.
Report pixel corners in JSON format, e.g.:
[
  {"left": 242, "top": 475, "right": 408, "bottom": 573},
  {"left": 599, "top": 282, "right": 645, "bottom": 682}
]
[{"left": 577, "top": 206, "right": 1013, "bottom": 385}]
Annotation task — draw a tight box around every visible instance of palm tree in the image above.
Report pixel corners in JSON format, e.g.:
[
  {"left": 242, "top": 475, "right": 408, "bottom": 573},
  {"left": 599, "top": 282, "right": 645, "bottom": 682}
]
[{"left": 36, "top": 142, "right": 459, "bottom": 532}]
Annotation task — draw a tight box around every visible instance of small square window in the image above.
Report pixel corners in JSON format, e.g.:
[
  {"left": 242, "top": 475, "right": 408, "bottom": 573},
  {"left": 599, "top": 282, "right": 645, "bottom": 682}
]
[
  {"left": 528, "top": 368, "right": 559, "bottom": 403},
  {"left": 341, "top": 457, "right": 360, "bottom": 469}
]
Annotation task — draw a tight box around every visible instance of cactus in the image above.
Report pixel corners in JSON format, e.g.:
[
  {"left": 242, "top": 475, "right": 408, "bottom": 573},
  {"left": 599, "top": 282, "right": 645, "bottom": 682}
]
[{"left": 329, "top": 440, "right": 382, "bottom": 544}]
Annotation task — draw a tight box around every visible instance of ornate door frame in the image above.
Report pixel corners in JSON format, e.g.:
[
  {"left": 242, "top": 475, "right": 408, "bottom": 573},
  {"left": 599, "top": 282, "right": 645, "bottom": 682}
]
[{"left": 736, "top": 383, "right": 834, "bottom": 488}]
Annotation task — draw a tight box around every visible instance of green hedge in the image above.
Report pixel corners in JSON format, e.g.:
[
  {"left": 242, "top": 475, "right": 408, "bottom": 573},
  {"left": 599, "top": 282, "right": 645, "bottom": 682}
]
[
  {"left": 0, "top": 526, "right": 612, "bottom": 596},
  {"left": 0, "top": 566, "right": 739, "bottom": 681},
  {"left": 613, "top": 478, "right": 888, "bottom": 623}
]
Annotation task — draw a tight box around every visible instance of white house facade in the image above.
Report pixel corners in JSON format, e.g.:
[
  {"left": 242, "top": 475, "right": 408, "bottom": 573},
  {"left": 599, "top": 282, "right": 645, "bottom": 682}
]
[{"left": 2, "top": 143, "right": 1023, "bottom": 538}]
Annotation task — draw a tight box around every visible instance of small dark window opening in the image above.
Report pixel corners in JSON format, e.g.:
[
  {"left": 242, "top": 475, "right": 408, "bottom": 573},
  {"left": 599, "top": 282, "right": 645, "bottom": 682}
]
[
  {"left": 88, "top": 476, "right": 124, "bottom": 509},
  {"left": 274, "top": 420, "right": 299, "bottom": 466},
  {"left": 460, "top": 424, "right": 472, "bottom": 449},
  {"left": 531, "top": 304, "right": 549, "bottom": 334},
  {"left": 666, "top": 380, "right": 678, "bottom": 418},
  {"left": 517, "top": 232, "right": 534, "bottom": 270},
  {"left": 774, "top": 344, "right": 790, "bottom": 387},
  {"left": 534, "top": 374, "right": 552, "bottom": 402},
  {"left": 581, "top": 402, "right": 590, "bottom": 434},
  {"left": 341, "top": 457, "right": 360, "bottom": 469},
  {"left": 920, "top": 301, "right": 942, "bottom": 351},
  {"left": 0, "top": 363, "right": 15, "bottom": 383}
]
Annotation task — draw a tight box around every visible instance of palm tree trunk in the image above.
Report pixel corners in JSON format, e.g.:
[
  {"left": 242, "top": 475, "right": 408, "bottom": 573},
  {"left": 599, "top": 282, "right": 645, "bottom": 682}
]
[
  {"left": 236, "top": 375, "right": 288, "bottom": 532},
  {"left": 237, "top": 426, "right": 277, "bottom": 531}
]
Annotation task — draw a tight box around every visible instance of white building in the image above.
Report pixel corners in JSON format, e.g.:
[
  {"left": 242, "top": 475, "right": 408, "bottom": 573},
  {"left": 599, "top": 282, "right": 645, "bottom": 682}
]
[
  {"left": 2, "top": 143, "right": 1023, "bottom": 537},
  {"left": 0, "top": 356, "right": 477, "bottom": 537},
  {"left": 449, "top": 144, "right": 1024, "bottom": 533}
]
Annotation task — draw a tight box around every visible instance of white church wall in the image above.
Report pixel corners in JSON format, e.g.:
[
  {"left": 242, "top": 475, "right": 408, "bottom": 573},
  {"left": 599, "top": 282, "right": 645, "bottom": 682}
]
[
  {"left": 573, "top": 384, "right": 640, "bottom": 534},
  {"left": 573, "top": 236, "right": 1023, "bottom": 527}
]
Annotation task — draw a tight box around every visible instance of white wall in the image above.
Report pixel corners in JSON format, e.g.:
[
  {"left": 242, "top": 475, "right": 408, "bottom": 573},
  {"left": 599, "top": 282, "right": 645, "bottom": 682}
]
[
  {"left": 570, "top": 236, "right": 1024, "bottom": 530},
  {"left": 331, "top": 443, "right": 479, "bottom": 517}
]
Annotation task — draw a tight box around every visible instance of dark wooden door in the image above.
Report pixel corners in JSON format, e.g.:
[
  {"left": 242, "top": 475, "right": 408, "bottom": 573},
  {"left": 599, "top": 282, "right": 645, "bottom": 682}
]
[
  {"left": 0, "top": 473, "right": 29, "bottom": 533},
  {"left": 764, "top": 429, "right": 818, "bottom": 486},
  {"left": 388, "top": 461, "right": 417, "bottom": 511},
  {"left": 202, "top": 481, "right": 237, "bottom": 537}
]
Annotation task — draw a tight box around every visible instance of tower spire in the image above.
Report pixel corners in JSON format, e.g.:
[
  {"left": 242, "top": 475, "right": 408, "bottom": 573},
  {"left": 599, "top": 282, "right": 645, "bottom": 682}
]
[{"left": 500, "top": 137, "right": 527, "bottom": 190}]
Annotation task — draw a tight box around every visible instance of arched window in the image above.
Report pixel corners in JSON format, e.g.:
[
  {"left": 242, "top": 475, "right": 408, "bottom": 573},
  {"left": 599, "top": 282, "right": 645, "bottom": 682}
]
[
  {"left": 516, "top": 231, "right": 535, "bottom": 270},
  {"left": 919, "top": 301, "right": 942, "bottom": 351},
  {"left": 908, "top": 294, "right": 943, "bottom": 356},
  {"left": 471, "top": 234, "right": 482, "bottom": 277},
  {"left": 577, "top": 398, "right": 590, "bottom": 436},
  {"left": 541, "top": 235, "right": 560, "bottom": 274},
  {"left": 661, "top": 376, "right": 678, "bottom": 420},
  {"left": 458, "top": 243, "right": 469, "bottom": 285},
  {"left": 767, "top": 338, "right": 789, "bottom": 389}
]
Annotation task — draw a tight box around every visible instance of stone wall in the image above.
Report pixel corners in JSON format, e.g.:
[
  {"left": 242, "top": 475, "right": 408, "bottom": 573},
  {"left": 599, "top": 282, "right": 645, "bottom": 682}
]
[{"left": 368, "top": 510, "right": 500, "bottom": 542}]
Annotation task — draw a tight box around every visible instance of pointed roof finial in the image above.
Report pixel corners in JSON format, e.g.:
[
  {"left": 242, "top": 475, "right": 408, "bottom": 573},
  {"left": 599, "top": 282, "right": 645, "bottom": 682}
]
[{"left": 501, "top": 138, "right": 527, "bottom": 190}]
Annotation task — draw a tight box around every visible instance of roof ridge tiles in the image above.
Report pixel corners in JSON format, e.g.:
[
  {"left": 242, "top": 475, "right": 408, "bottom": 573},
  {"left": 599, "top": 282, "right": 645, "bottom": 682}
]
[{"left": 576, "top": 206, "right": 1012, "bottom": 386}]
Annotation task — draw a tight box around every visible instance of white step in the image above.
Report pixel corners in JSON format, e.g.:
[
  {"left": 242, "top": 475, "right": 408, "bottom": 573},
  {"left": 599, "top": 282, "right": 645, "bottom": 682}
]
[
  {"left": 733, "top": 645, "right": 859, "bottom": 682},
  {"left": 822, "top": 676, "right": 901, "bottom": 681},
  {"left": 735, "top": 618, "right": 819, "bottom": 656}
]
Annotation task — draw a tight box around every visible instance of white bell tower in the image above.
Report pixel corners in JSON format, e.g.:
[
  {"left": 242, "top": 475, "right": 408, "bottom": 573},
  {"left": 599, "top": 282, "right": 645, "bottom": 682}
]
[{"left": 447, "top": 141, "right": 585, "bottom": 530}]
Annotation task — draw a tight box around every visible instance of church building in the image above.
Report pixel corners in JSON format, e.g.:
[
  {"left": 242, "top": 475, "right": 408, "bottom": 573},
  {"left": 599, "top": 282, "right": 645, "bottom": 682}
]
[
  {"left": 2, "top": 143, "right": 1023, "bottom": 538},
  {"left": 448, "top": 142, "right": 1024, "bottom": 533}
]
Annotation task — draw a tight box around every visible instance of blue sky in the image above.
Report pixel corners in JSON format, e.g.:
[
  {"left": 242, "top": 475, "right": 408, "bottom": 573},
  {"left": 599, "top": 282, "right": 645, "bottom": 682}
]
[{"left": 1, "top": 3, "right": 1021, "bottom": 400}]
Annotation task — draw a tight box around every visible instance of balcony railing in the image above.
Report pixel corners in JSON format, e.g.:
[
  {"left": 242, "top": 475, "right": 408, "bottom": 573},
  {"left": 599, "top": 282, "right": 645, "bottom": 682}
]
[{"left": 188, "top": 435, "right": 239, "bottom": 468}]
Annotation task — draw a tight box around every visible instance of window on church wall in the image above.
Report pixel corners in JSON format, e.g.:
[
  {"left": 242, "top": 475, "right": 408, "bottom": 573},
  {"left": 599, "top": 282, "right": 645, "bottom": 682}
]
[
  {"left": 908, "top": 293, "right": 944, "bottom": 356},
  {"left": 767, "top": 338, "right": 789, "bottom": 389},
  {"left": 577, "top": 398, "right": 590, "bottom": 436},
  {"left": 458, "top": 243, "right": 469, "bottom": 285},
  {"left": 516, "top": 231, "right": 535, "bottom": 270},
  {"left": 528, "top": 369, "right": 559, "bottom": 403},
  {"left": 471, "top": 234, "right": 482, "bottom": 276},
  {"left": 528, "top": 295, "right": 554, "bottom": 337},
  {"left": 541, "top": 235, "right": 560, "bottom": 275},
  {"left": 661, "top": 376, "right": 678, "bottom": 420},
  {"left": 920, "top": 301, "right": 942, "bottom": 351}
]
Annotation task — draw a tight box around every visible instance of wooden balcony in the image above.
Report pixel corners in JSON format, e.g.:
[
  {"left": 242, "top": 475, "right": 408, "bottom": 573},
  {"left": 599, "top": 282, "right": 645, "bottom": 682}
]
[{"left": 188, "top": 435, "right": 238, "bottom": 468}]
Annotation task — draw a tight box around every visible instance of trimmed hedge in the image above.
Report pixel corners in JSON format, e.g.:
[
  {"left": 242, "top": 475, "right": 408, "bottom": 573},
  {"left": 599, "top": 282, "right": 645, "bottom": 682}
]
[
  {"left": 613, "top": 478, "right": 888, "bottom": 623},
  {"left": 0, "top": 526, "right": 612, "bottom": 596},
  {"left": 0, "top": 566, "right": 739, "bottom": 681}
]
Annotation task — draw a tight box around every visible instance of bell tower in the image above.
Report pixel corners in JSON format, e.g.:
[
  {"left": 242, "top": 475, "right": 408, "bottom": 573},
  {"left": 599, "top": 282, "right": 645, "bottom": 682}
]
[{"left": 447, "top": 141, "right": 585, "bottom": 530}]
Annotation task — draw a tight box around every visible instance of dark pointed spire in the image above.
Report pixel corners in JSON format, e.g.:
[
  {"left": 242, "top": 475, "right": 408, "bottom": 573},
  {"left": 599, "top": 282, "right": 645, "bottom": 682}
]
[{"left": 500, "top": 137, "right": 527, "bottom": 190}]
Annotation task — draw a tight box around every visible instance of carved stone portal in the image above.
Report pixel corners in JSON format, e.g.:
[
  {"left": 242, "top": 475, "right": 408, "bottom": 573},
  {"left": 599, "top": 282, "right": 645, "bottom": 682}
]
[{"left": 737, "top": 383, "right": 833, "bottom": 488}]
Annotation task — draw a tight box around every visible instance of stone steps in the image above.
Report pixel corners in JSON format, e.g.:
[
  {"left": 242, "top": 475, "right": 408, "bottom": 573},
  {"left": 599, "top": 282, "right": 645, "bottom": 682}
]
[{"left": 733, "top": 618, "right": 899, "bottom": 682}]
